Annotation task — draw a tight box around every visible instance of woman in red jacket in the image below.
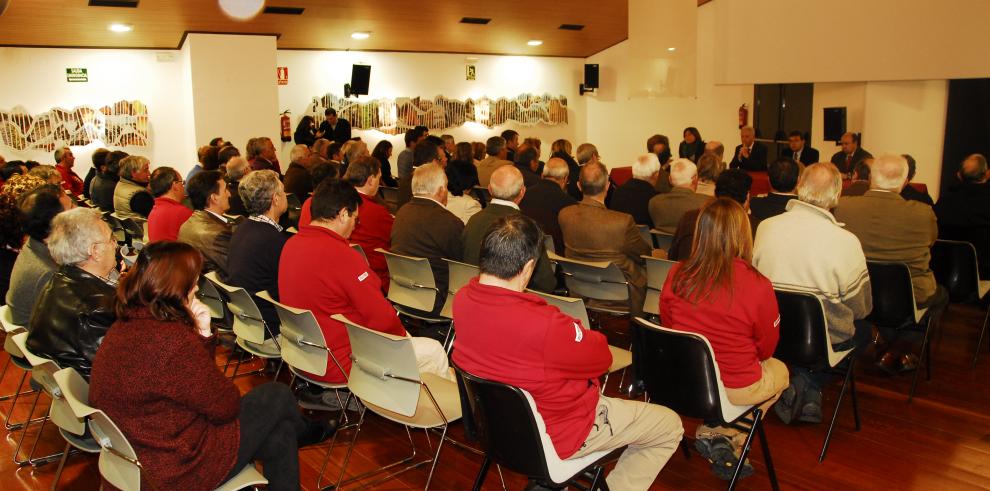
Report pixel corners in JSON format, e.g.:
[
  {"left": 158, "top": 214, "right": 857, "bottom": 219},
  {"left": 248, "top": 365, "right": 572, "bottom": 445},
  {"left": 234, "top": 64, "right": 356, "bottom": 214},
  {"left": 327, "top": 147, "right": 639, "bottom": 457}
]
[
  {"left": 90, "top": 241, "right": 335, "bottom": 491},
  {"left": 659, "top": 198, "right": 788, "bottom": 481}
]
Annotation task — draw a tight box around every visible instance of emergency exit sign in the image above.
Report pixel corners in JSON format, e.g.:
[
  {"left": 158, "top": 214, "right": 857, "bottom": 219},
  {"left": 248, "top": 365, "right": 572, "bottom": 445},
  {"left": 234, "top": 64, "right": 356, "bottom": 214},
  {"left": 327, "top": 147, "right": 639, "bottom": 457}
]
[{"left": 66, "top": 68, "right": 88, "bottom": 82}]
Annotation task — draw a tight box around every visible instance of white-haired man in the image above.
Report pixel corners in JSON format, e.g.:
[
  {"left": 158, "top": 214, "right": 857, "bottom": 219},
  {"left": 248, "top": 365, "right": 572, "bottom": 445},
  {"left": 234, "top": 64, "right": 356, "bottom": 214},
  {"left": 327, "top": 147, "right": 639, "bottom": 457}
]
[
  {"left": 519, "top": 157, "right": 577, "bottom": 255},
  {"left": 835, "top": 154, "right": 946, "bottom": 373},
  {"left": 729, "top": 126, "right": 768, "bottom": 172},
  {"left": 283, "top": 144, "right": 314, "bottom": 198},
  {"left": 754, "top": 162, "right": 872, "bottom": 425},
  {"left": 610, "top": 154, "right": 660, "bottom": 226},
  {"left": 391, "top": 163, "right": 465, "bottom": 314},
  {"left": 113, "top": 155, "right": 154, "bottom": 219},
  {"left": 647, "top": 158, "right": 708, "bottom": 234}
]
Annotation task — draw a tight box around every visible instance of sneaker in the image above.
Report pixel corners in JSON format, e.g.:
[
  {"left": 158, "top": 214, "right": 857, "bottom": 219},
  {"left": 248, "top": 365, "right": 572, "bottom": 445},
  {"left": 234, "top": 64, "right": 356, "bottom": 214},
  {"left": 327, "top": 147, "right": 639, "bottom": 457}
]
[
  {"left": 694, "top": 434, "right": 754, "bottom": 481},
  {"left": 298, "top": 418, "right": 339, "bottom": 447},
  {"left": 774, "top": 386, "right": 799, "bottom": 424}
]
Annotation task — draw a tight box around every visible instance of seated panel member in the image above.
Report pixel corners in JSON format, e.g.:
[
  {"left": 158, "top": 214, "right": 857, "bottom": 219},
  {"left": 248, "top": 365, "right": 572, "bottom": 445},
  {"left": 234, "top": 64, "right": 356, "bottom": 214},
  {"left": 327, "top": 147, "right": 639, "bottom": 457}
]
[
  {"left": 453, "top": 214, "right": 684, "bottom": 491},
  {"left": 729, "top": 126, "right": 768, "bottom": 172},
  {"left": 780, "top": 130, "right": 819, "bottom": 165}
]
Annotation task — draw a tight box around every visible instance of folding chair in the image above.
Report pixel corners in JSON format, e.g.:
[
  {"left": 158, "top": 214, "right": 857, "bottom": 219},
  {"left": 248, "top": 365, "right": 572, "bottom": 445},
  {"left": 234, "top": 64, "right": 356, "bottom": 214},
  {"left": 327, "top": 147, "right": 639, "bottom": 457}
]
[
  {"left": 377, "top": 249, "right": 448, "bottom": 323},
  {"left": 0, "top": 305, "right": 40, "bottom": 431},
  {"left": 930, "top": 239, "right": 990, "bottom": 365},
  {"left": 8, "top": 332, "right": 66, "bottom": 467},
  {"left": 549, "top": 252, "right": 630, "bottom": 316},
  {"left": 642, "top": 256, "right": 677, "bottom": 318},
  {"left": 650, "top": 229, "right": 675, "bottom": 251},
  {"left": 204, "top": 272, "right": 282, "bottom": 379}
]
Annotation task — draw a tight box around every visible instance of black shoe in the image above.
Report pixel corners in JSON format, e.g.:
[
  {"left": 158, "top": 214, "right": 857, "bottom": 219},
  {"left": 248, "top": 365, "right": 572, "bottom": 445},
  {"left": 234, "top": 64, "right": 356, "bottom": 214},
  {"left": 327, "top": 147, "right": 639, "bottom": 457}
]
[
  {"left": 298, "top": 418, "right": 339, "bottom": 448},
  {"left": 695, "top": 434, "right": 754, "bottom": 481},
  {"left": 627, "top": 379, "right": 647, "bottom": 398}
]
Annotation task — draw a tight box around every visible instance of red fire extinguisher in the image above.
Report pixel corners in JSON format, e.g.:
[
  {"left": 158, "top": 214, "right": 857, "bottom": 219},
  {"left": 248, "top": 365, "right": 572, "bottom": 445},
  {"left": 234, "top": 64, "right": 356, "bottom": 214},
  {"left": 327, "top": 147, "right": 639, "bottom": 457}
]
[
  {"left": 738, "top": 104, "right": 749, "bottom": 129},
  {"left": 280, "top": 111, "right": 292, "bottom": 142}
]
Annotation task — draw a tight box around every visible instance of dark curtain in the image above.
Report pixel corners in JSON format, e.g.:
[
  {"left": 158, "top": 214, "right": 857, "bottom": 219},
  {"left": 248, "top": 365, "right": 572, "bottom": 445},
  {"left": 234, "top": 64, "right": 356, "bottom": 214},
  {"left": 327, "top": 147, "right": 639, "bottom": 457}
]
[{"left": 941, "top": 79, "right": 990, "bottom": 195}]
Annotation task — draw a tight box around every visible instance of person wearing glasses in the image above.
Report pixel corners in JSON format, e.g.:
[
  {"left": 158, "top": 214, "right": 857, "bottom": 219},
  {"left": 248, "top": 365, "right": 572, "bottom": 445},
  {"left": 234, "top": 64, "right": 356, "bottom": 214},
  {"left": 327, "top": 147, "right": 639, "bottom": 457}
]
[{"left": 147, "top": 166, "right": 193, "bottom": 243}]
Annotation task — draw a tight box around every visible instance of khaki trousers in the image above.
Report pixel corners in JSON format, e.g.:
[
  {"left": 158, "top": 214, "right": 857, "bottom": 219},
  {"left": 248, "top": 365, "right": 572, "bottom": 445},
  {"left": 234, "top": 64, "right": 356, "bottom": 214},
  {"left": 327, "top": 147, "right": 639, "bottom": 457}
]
[
  {"left": 569, "top": 396, "right": 684, "bottom": 491},
  {"left": 696, "top": 357, "right": 789, "bottom": 447},
  {"left": 410, "top": 336, "right": 453, "bottom": 381}
]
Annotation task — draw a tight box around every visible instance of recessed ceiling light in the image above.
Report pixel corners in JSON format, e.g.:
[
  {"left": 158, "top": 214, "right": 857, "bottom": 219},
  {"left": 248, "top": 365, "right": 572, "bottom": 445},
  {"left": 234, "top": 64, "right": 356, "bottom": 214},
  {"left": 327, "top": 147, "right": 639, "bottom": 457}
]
[
  {"left": 218, "top": 0, "right": 264, "bottom": 20},
  {"left": 109, "top": 23, "right": 133, "bottom": 32},
  {"left": 351, "top": 31, "right": 371, "bottom": 40},
  {"left": 667, "top": 47, "right": 676, "bottom": 52},
  {"left": 527, "top": 40, "right": 543, "bottom": 46}
]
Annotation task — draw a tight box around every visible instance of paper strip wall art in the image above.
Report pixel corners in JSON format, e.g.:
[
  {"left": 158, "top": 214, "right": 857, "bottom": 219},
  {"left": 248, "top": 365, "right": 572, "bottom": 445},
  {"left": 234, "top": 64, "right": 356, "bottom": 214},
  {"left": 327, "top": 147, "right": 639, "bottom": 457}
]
[
  {"left": 313, "top": 93, "right": 568, "bottom": 135},
  {"left": 0, "top": 100, "right": 150, "bottom": 151}
]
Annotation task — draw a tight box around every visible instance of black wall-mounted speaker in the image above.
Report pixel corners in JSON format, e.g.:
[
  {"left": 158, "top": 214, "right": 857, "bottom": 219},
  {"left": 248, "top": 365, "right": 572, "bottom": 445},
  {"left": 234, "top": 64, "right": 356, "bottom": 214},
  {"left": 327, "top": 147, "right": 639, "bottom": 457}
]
[
  {"left": 350, "top": 64, "right": 371, "bottom": 96},
  {"left": 823, "top": 107, "right": 847, "bottom": 142},
  {"left": 584, "top": 64, "right": 599, "bottom": 89}
]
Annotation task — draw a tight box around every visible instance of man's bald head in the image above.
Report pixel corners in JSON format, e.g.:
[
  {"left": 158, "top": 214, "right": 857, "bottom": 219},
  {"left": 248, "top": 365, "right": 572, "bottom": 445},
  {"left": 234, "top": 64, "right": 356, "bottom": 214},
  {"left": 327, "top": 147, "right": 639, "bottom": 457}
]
[
  {"left": 870, "top": 154, "right": 909, "bottom": 191},
  {"left": 490, "top": 164, "right": 525, "bottom": 202},
  {"left": 961, "top": 154, "right": 989, "bottom": 183},
  {"left": 797, "top": 162, "right": 842, "bottom": 210},
  {"left": 578, "top": 161, "right": 608, "bottom": 198}
]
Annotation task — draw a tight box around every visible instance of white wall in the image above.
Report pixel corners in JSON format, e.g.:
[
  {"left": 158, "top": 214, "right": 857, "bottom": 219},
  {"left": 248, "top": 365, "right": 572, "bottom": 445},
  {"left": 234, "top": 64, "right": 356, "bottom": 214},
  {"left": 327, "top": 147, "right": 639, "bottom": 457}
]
[
  {"left": 810, "top": 82, "right": 867, "bottom": 158},
  {"left": 0, "top": 47, "right": 191, "bottom": 176},
  {"left": 275, "top": 50, "right": 586, "bottom": 164}
]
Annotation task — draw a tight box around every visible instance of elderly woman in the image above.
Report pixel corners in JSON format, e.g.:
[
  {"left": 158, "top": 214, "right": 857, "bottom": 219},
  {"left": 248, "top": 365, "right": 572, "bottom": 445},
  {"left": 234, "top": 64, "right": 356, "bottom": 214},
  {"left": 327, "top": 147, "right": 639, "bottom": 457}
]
[
  {"left": 26, "top": 207, "right": 117, "bottom": 379},
  {"left": 113, "top": 155, "right": 154, "bottom": 219},
  {"left": 445, "top": 158, "right": 482, "bottom": 224},
  {"left": 227, "top": 170, "right": 289, "bottom": 335},
  {"left": 90, "top": 241, "right": 335, "bottom": 491},
  {"left": 696, "top": 153, "right": 724, "bottom": 197}
]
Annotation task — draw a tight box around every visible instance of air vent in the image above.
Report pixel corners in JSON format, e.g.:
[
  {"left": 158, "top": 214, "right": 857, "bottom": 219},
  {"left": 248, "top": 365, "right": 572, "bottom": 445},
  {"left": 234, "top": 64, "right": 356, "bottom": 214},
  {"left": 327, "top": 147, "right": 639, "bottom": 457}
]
[
  {"left": 89, "top": 0, "right": 138, "bottom": 6},
  {"left": 460, "top": 17, "right": 491, "bottom": 25},
  {"left": 263, "top": 6, "right": 305, "bottom": 15},
  {"left": 559, "top": 24, "right": 585, "bottom": 31}
]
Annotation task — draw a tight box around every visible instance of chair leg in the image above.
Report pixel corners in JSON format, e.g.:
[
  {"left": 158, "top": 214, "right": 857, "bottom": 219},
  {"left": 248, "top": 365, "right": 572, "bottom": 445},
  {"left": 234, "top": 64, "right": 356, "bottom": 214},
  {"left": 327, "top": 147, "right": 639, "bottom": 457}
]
[
  {"left": 326, "top": 406, "right": 367, "bottom": 490},
  {"left": 423, "top": 423, "right": 449, "bottom": 489},
  {"left": 12, "top": 389, "right": 43, "bottom": 465},
  {"left": 728, "top": 409, "right": 760, "bottom": 491},
  {"left": 680, "top": 438, "right": 692, "bottom": 459},
  {"left": 909, "top": 317, "right": 935, "bottom": 403},
  {"left": 849, "top": 367, "right": 861, "bottom": 431},
  {"left": 756, "top": 411, "right": 780, "bottom": 491},
  {"left": 50, "top": 441, "right": 72, "bottom": 491},
  {"left": 973, "top": 304, "right": 990, "bottom": 367},
  {"left": 4, "top": 371, "right": 44, "bottom": 431},
  {"left": 471, "top": 456, "right": 491, "bottom": 491},
  {"left": 820, "top": 357, "right": 855, "bottom": 462}
]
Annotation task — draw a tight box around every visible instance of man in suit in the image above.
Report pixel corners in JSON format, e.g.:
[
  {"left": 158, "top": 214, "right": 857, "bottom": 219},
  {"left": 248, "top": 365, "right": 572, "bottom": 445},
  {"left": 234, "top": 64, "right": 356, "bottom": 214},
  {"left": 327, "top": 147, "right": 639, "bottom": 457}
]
[
  {"left": 935, "top": 154, "right": 990, "bottom": 276},
  {"left": 396, "top": 139, "right": 444, "bottom": 210},
  {"left": 501, "top": 129, "right": 520, "bottom": 164},
  {"left": 830, "top": 132, "right": 872, "bottom": 175},
  {"left": 316, "top": 108, "right": 352, "bottom": 143},
  {"left": 519, "top": 158, "right": 577, "bottom": 255},
  {"left": 669, "top": 169, "right": 753, "bottom": 261},
  {"left": 282, "top": 144, "right": 314, "bottom": 198},
  {"left": 178, "top": 170, "right": 233, "bottom": 278},
  {"left": 900, "top": 154, "right": 935, "bottom": 206},
  {"left": 513, "top": 145, "right": 541, "bottom": 188},
  {"left": 648, "top": 158, "right": 709, "bottom": 234},
  {"left": 835, "top": 154, "right": 947, "bottom": 373},
  {"left": 750, "top": 158, "right": 800, "bottom": 224},
  {"left": 729, "top": 126, "right": 768, "bottom": 172},
  {"left": 781, "top": 131, "right": 819, "bottom": 165},
  {"left": 462, "top": 165, "right": 555, "bottom": 292},
  {"left": 477, "top": 136, "right": 514, "bottom": 188},
  {"left": 391, "top": 163, "right": 465, "bottom": 314},
  {"left": 559, "top": 162, "right": 654, "bottom": 316},
  {"left": 609, "top": 153, "right": 660, "bottom": 227},
  {"left": 247, "top": 137, "right": 282, "bottom": 175}
]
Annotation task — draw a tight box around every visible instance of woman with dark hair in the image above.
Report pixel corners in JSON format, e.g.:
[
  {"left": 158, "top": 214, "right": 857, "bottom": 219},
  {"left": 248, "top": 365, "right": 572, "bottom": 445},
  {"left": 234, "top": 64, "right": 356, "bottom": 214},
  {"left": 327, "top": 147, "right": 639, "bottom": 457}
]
[
  {"left": 660, "top": 198, "right": 787, "bottom": 481},
  {"left": 294, "top": 115, "right": 317, "bottom": 147},
  {"left": 371, "top": 140, "right": 397, "bottom": 187},
  {"left": 90, "top": 241, "right": 335, "bottom": 491},
  {"left": 678, "top": 127, "right": 705, "bottom": 163},
  {"left": 202, "top": 145, "right": 222, "bottom": 171},
  {"left": 445, "top": 157, "right": 481, "bottom": 224},
  {"left": 647, "top": 134, "right": 672, "bottom": 165}
]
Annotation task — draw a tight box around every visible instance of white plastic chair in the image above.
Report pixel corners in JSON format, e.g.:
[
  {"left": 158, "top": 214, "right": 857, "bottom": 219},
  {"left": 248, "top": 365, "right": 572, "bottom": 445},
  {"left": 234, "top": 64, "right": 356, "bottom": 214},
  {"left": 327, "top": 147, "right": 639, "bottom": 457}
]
[
  {"left": 642, "top": 255, "right": 678, "bottom": 317},
  {"left": 204, "top": 272, "right": 282, "bottom": 379}
]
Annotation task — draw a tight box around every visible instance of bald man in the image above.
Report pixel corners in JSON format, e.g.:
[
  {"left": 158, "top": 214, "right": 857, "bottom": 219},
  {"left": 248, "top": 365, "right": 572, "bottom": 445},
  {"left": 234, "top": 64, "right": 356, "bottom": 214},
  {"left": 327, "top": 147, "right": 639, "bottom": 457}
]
[
  {"left": 935, "top": 153, "right": 990, "bottom": 275},
  {"left": 829, "top": 132, "right": 872, "bottom": 175},
  {"left": 729, "top": 126, "right": 768, "bottom": 172},
  {"left": 462, "top": 165, "right": 556, "bottom": 292},
  {"left": 519, "top": 157, "right": 578, "bottom": 255}
]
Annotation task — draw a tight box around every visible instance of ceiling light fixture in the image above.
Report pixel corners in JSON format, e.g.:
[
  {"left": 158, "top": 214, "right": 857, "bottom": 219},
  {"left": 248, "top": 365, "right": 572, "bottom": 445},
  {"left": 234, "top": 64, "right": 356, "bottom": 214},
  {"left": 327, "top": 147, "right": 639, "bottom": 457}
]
[
  {"left": 667, "top": 47, "right": 676, "bottom": 52},
  {"left": 351, "top": 31, "right": 371, "bottom": 40},
  {"left": 109, "top": 23, "right": 133, "bottom": 32},
  {"left": 527, "top": 40, "right": 543, "bottom": 46},
  {"left": 218, "top": 0, "right": 264, "bottom": 21}
]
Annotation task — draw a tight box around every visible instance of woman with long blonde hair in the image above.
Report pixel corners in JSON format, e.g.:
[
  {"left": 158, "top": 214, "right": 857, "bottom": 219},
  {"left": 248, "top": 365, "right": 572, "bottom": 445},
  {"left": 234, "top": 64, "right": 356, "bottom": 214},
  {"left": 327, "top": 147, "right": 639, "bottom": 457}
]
[{"left": 660, "top": 197, "right": 788, "bottom": 482}]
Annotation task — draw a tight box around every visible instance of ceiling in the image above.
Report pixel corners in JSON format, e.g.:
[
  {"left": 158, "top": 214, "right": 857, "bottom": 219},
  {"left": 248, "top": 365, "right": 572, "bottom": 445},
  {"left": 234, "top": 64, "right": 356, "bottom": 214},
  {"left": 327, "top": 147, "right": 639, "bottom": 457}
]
[{"left": 0, "top": 0, "right": 630, "bottom": 57}]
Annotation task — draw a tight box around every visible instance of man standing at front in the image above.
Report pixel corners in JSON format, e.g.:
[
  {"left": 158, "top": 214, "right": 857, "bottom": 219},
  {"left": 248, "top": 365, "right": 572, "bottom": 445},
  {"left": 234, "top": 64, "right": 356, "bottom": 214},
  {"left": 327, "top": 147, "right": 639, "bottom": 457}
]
[{"left": 453, "top": 214, "right": 683, "bottom": 491}]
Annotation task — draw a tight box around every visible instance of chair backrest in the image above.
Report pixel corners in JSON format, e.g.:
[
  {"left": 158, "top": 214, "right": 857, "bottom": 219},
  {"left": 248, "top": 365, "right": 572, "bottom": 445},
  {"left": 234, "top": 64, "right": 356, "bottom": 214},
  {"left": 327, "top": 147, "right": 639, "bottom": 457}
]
[
  {"left": 440, "top": 259, "right": 480, "bottom": 318},
  {"left": 350, "top": 243, "right": 370, "bottom": 265},
  {"left": 53, "top": 368, "right": 95, "bottom": 436},
  {"left": 930, "top": 239, "right": 981, "bottom": 302},
  {"left": 548, "top": 253, "right": 628, "bottom": 302},
  {"left": 258, "top": 291, "right": 333, "bottom": 377},
  {"left": 204, "top": 271, "right": 268, "bottom": 345},
  {"left": 529, "top": 290, "right": 590, "bottom": 329},
  {"left": 0, "top": 304, "right": 25, "bottom": 358},
  {"left": 454, "top": 366, "right": 553, "bottom": 480},
  {"left": 773, "top": 288, "right": 831, "bottom": 368},
  {"left": 11, "top": 331, "right": 59, "bottom": 389},
  {"left": 633, "top": 317, "right": 749, "bottom": 423},
  {"left": 636, "top": 224, "right": 651, "bottom": 248},
  {"left": 642, "top": 256, "right": 677, "bottom": 316},
  {"left": 196, "top": 275, "right": 226, "bottom": 320},
  {"left": 865, "top": 260, "right": 920, "bottom": 327},
  {"left": 103, "top": 213, "right": 127, "bottom": 244},
  {"left": 378, "top": 249, "right": 439, "bottom": 312},
  {"left": 543, "top": 234, "right": 556, "bottom": 256},
  {"left": 650, "top": 229, "right": 674, "bottom": 251},
  {"left": 379, "top": 186, "right": 399, "bottom": 204},
  {"left": 336, "top": 314, "right": 422, "bottom": 417}
]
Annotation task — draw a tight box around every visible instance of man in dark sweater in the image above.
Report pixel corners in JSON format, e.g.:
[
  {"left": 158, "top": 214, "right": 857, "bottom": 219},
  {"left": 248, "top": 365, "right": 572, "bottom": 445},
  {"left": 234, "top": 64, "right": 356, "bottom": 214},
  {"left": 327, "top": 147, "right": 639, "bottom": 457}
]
[
  {"left": 227, "top": 170, "right": 289, "bottom": 335},
  {"left": 750, "top": 158, "right": 800, "bottom": 224},
  {"left": 609, "top": 153, "right": 660, "bottom": 227},
  {"left": 519, "top": 158, "right": 577, "bottom": 255}
]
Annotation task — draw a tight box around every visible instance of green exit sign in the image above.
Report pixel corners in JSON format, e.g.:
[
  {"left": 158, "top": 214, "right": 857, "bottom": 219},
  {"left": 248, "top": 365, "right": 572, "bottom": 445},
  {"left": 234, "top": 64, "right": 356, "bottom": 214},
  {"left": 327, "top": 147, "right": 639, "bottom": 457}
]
[{"left": 66, "top": 68, "right": 88, "bottom": 82}]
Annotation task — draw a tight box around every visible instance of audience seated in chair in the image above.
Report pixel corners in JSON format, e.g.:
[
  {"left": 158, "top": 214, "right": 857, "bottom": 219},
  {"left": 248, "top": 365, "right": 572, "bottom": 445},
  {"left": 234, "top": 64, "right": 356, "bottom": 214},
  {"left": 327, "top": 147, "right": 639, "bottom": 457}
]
[
  {"left": 476, "top": 135, "right": 514, "bottom": 189},
  {"left": 648, "top": 158, "right": 709, "bottom": 234},
  {"left": 754, "top": 162, "right": 873, "bottom": 425},
  {"left": 661, "top": 198, "right": 788, "bottom": 481},
  {"left": 935, "top": 153, "right": 990, "bottom": 277},
  {"left": 899, "top": 154, "right": 934, "bottom": 206},
  {"left": 669, "top": 169, "right": 753, "bottom": 261},
  {"left": 83, "top": 148, "right": 108, "bottom": 201},
  {"left": 282, "top": 144, "right": 315, "bottom": 198},
  {"left": 246, "top": 137, "right": 281, "bottom": 175},
  {"left": 298, "top": 160, "right": 341, "bottom": 227},
  {"left": 90, "top": 150, "right": 127, "bottom": 212},
  {"left": 835, "top": 154, "right": 948, "bottom": 373},
  {"left": 841, "top": 160, "right": 872, "bottom": 197},
  {"left": 609, "top": 153, "right": 660, "bottom": 227},
  {"left": 147, "top": 166, "right": 193, "bottom": 243},
  {"left": 27, "top": 208, "right": 117, "bottom": 380},
  {"left": 647, "top": 134, "right": 673, "bottom": 193},
  {"left": 749, "top": 158, "right": 801, "bottom": 225},
  {"left": 90, "top": 241, "right": 335, "bottom": 491},
  {"left": 342, "top": 156, "right": 394, "bottom": 291},
  {"left": 462, "top": 165, "right": 555, "bottom": 293},
  {"left": 519, "top": 157, "right": 577, "bottom": 256},
  {"left": 550, "top": 139, "right": 582, "bottom": 201},
  {"left": 453, "top": 214, "right": 684, "bottom": 491},
  {"left": 178, "top": 170, "right": 233, "bottom": 278},
  {"left": 513, "top": 144, "right": 542, "bottom": 189},
  {"left": 112, "top": 155, "right": 154, "bottom": 220},
  {"left": 391, "top": 163, "right": 465, "bottom": 315},
  {"left": 559, "top": 161, "right": 654, "bottom": 316},
  {"left": 227, "top": 170, "right": 290, "bottom": 336},
  {"left": 444, "top": 155, "right": 482, "bottom": 225},
  {"left": 6, "top": 183, "right": 71, "bottom": 326},
  {"left": 54, "top": 146, "right": 84, "bottom": 196},
  {"left": 224, "top": 156, "right": 251, "bottom": 216},
  {"left": 695, "top": 152, "right": 724, "bottom": 197},
  {"left": 396, "top": 139, "right": 446, "bottom": 211}
]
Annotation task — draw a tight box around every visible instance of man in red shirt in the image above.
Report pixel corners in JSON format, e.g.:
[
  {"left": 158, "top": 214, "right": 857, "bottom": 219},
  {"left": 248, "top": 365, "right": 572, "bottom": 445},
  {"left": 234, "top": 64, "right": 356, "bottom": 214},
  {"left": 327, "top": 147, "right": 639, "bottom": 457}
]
[
  {"left": 453, "top": 214, "right": 683, "bottom": 491},
  {"left": 147, "top": 167, "right": 193, "bottom": 242},
  {"left": 279, "top": 180, "right": 449, "bottom": 387},
  {"left": 54, "top": 146, "right": 84, "bottom": 196},
  {"left": 342, "top": 155, "right": 393, "bottom": 292}
]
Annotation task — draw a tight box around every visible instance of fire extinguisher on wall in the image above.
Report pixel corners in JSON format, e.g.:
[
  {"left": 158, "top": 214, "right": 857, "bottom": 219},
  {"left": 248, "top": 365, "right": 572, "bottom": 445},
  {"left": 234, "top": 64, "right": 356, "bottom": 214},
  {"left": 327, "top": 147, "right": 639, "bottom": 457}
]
[
  {"left": 738, "top": 103, "right": 749, "bottom": 129},
  {"left": 280, "top": 110, "right": 292, "bottom": 142}
]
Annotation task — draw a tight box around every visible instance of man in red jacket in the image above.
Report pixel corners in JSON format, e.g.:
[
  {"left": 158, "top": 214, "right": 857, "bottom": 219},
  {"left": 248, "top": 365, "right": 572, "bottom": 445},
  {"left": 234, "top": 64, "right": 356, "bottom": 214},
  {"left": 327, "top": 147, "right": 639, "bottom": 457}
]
[
  {"left": 452, "top": 214, "right": 683, "bottom": 491},
  {"left": 54, "top": 146, "right": 84, "bottom": 195}
]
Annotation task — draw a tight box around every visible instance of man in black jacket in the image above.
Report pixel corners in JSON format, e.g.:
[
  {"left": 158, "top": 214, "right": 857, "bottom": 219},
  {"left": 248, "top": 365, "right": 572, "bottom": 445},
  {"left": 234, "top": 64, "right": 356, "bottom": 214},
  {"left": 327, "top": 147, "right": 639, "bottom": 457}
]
[
  {"left": 749, "top": 158, "right": 800, "bottom": 224},
  {"left": 519, "top": 158, "right": 577, "bottom": 255},
  {"left": 781, "top": 131, "right": 819, "bottom": 165},
  {"left": 729, "top": 126, "right": 768, "bottom": 171},
  {"left": 830, "top": 132, "right": 872, "bottom": 175},
  {"left": 317, "top": 108, "right": 352, "bottom": 143},
  {"left": 609, "top": 153, "right": 660, "bottom": 227},
  {"left": 935, "top": 154, "right": 990, "bottom": 276}
]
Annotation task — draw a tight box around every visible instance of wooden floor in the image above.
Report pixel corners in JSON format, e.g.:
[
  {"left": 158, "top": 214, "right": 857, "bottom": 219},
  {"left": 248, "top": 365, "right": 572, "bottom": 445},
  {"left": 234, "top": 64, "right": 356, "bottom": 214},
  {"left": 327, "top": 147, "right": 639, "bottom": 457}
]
[{"left": 2, "top": 301, "right": 990, "bottom": 490}]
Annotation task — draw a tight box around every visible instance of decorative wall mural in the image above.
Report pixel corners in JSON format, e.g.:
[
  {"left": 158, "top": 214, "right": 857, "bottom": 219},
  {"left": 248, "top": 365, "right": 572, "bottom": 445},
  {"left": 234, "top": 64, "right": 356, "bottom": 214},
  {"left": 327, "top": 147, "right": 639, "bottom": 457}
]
[
  {"left": 313, "top": 93, "right": 567, "bottom": 135},
  {"left": 0, "top": 100, "right": 150, "bottom": 151}
]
